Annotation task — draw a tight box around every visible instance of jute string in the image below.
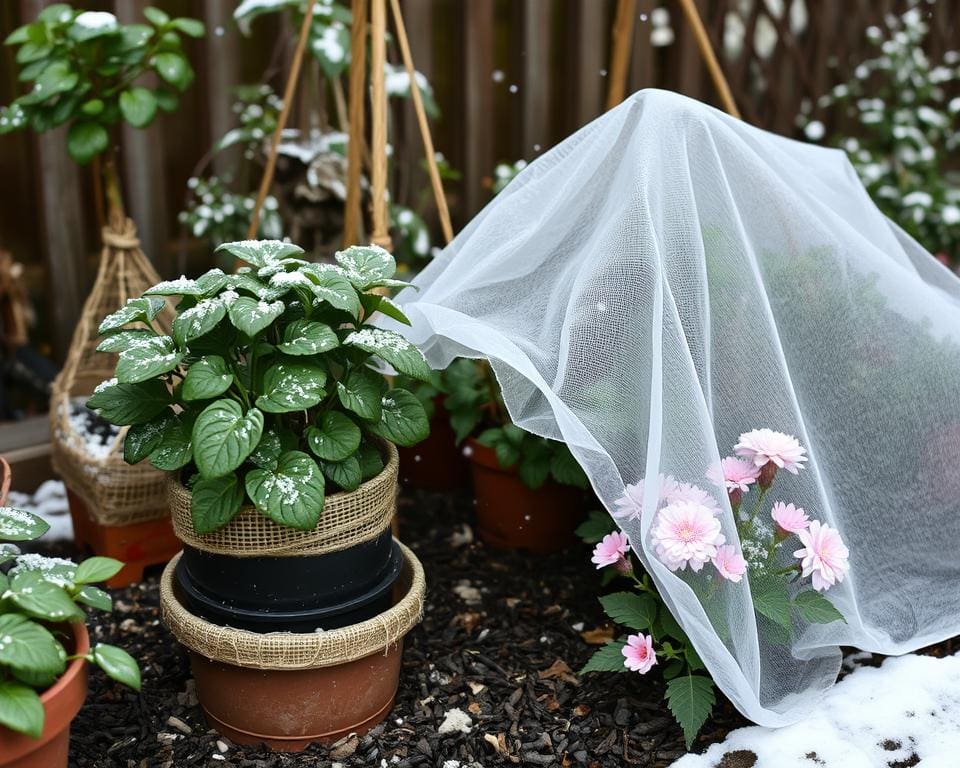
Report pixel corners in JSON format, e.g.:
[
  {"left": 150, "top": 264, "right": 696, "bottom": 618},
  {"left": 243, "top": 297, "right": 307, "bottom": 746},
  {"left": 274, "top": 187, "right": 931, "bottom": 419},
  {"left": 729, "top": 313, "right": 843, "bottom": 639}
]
[
  {"left": 169, "top": 442, "right": 398, "bottom": 557},
  {"left": 160, "top": 542, "right": 425, "bottom": 669},
  {"left": 50, "top": 219, "right": 175, "bottom": 526}
]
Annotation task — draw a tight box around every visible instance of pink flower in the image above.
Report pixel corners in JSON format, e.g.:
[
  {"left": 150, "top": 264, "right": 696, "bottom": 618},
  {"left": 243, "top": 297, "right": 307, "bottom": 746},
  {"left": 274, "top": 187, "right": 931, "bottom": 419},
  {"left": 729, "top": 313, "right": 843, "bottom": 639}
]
[
  {"left": 711, "top": 545, "right": 747, "bottom": 582},
  {"left": 707, "top": 457, "right": 761, "bottom": 493},
  {"left": 591, "top": 531, "right": 630, "bottom": 569},
  {"left": 667, "top": 482, "right": 722, "bottom": 516},
  {"left": 622, "top": 633, "right": 657, "bottom": 674},
  {"left": 734, "top": 429, "right": 808, "bottom": 474},
  {"left": 650, "top": 500, "right": 725, "bottom": 572},
  {"left": 793, "top": 520, "right": 849, "bottom": 592},
  {"left": 771, "top": 502, "right": 810, "bottom": 534},
  {"left": 612, "top": 474, "right": 678, "bottom": 521}
]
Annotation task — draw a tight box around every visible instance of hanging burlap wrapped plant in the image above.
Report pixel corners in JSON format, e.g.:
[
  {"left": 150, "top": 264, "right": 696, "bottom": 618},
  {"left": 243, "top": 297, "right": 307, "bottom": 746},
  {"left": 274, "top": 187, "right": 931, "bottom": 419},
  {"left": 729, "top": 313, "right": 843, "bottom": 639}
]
[{"left": 50, "top": 218, "right": 175, "bottom": 526}]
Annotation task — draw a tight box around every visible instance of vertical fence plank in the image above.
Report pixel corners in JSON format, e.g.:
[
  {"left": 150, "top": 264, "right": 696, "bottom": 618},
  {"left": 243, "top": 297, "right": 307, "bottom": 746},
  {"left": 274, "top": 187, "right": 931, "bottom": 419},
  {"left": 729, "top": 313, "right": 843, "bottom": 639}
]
[
  {"left": 522, "top": 0, "right": 554, "bottom": 156},
  {"left": 397, "top": 0, "right": 434, "bottom": 211},
  {"left": 571, "top": 0, "right": 607, "bottom": 128},
  {"left": 463, "top": 0, "right": 495, "bottom": 216},
  {"left": 204, "top": 0, "right": 242, "bottom": 177},
  {"left": 115, "top": 0, "right": 170, "bottom": 275},
  {"left": 19, "top": 0, "right": 87, "bottom": 362}
]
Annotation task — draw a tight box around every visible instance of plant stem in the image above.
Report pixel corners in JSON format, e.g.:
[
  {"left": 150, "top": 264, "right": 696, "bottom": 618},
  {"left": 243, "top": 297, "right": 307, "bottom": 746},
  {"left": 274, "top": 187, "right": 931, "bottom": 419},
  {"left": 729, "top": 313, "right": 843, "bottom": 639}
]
[{"left": 102, "top": 146, "right": 126, "bottom": 226}]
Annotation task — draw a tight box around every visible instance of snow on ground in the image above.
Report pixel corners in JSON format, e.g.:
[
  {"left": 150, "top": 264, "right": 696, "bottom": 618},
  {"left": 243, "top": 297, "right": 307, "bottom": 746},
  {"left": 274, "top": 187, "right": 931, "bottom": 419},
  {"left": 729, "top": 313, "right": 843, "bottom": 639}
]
[
  {"left": 672, "top": 652, "right": 960, "bottom": 768},
  {"left": 6, "top": 479, "right": 73, "bottom": 541}
]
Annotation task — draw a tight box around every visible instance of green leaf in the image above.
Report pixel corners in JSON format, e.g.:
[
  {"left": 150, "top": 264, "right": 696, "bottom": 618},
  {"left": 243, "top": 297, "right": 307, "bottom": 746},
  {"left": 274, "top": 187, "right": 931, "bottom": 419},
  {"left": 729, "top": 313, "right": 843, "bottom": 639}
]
[
  {"left": 322, "top": 455, "right": 362, "bottom": 491},
  {"left": 119, "top": 87, "right": 157, "bottom": 128},
  {"left": 336, "top": 365, "right": 385, "bottom": 420},
  {"left": 343, "top": 328, "right": 432, "bottom": 381},
  {"left": 155, "top": 90, "right": 178, "bottom": 113},
  {"left": 300, "top": 265, "right": 361, "bottom": 316},
  {"left": 0, "top": 507, "right": 49, "bottom": 541},
  {"left": 7, "top": 571, "right": 83, "bottom": 622},
  {"left": 599, "top": 592, "right": 657, "bottom": 631},
  {"left": 67, "top": 120, "right": 108, "bottom": 165},
  {"left": 255, "top": 361, "right": 326, "bottom": 413},
  {"left": 367, "top": 295, "right": 411, "bottom": 325},
  {"left": 148, "top": 412, "right": 194, "bottom": 470},
  {"left": 116, "top": 336, "right": 183, "bottom": 384},
  {"left": 656, "top": 609, "right": 687, "bottom": 642},
  {"left": 98, "top": 297, "right": 165, "bottom": 334},
  {"left": 0, "top": 615, "right": 65, "bottom": 679},
  {"left": 752, "top": 579, "right": 792, "bottom": 629},
  {"left": 0, "top": 681, "right": 44, "bottom": 738},
  {"left": 96, "top": 329, "right": 155, "bottom": 353},
  {"left": 358, "top": 440, "right": 385, "bottom": 480},
  {"left": 215, "top": 240, "right": 304, "bottom": 268},
  {"left": 580, "top": 641, "right": 627, "bottom": 674},
  {"left": 172, "top": 297, "right": 227, "bottom": 346},
  {"left": 93, "top": 644, "right": 141, "bottom": 691},
  {"left": 153, "top": 52, "right": 193, "bottom": 91},
  {"left": 86, "top": 378, "right": 171, "bottom": 425},
  {"left": 144, "top": 277, "right": 202, "bottom": 297},
  {"left": 143, "top": 7, "right": 170, "bottom": 26},
  {"left": 182, "top": 355, "right": 233, "bottom": 401},
  {"left": 245, "top": 451, "right": 325, "bottom": 530},
  {"left": 276, "top": 320, "right": 339, "bottom": 356},
  {"left": 248, "top": 430, "right": 283, "bottom": 470},
  {"left": 227, "top": 296, "right": 285, "bottom": 337},
  {"left": 74, "top": 556, "right": 123, "bottom": 584},
  {"left": 76, "top": 585, "right": 112, "bottom": 612},
  {"left": 792, "top": 590, "right": 846, "bottom": 625},
  {"left": 171, "top": 17, "right": 205, "bottom": 37},
  {"left": 190, "top": 474, "right": 245, "bottom": 533},
  {"left": 307, "top": 411, "right": 361, "bottom": 461},
  {"left": 369, "top": 388, "right": 429, "bottom": 447},
  {"left": 575, "top": 509, "right": 616, "bottom": 544},
  {"left": 335, "top": 244, "right": 397, "bottom": 285},
  {"left": 551, "top": 447, "right": 589, "bottom": 489},
  {"left": 192, "top": 400, "right": 264, "bottom": 478},
  {"left": 518, "top": 447, "right": 551, "bottom": 489},
  {"left": 665, "top": 675, "right": 715, "bottom": 749},
  {"left": 4, "top": 25, "right": 32, "bottom": 46}
]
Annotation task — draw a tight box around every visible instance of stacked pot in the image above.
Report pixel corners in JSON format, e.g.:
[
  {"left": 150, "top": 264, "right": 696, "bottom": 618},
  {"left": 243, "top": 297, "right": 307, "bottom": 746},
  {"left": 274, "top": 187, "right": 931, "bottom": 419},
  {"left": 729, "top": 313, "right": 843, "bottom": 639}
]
[{"left": 161, "top": 441, "right": 424, "bottom": 751}]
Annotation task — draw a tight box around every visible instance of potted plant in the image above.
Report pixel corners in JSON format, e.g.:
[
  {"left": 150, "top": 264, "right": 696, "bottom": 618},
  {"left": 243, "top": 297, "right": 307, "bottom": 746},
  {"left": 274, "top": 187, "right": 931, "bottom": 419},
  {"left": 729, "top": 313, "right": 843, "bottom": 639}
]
[
  {"left": 0, "top": 506, "right": 140, "bottom": 768},
  {"left": 2, "top": 4, "right": 205, "bottom": 585},
  {"left": 88, "top": 239, "right": 430, "bottom": 747},
  {"left": 439, "top": 359, "right": 591, "bottom": 551}
]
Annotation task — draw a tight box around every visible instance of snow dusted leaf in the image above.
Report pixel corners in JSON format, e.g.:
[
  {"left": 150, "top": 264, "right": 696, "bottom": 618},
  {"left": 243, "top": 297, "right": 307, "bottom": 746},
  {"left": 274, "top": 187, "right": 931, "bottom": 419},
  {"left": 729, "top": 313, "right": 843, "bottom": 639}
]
[
  {"left": 115, "top": 336, "right": 184, "bottom": 384},
  {"left": 96, "top": 329, "right": 156, "bottom": 354},
  {"left": 321, "top": 454, "right": 361, "bottom": 491},
  {"left": 254, "top": 361, "right": 327, "bottom": 413},
  {"left": 182, "top": 355, "right": 233, "bottom": 401},
  {"left": 191, "top": 399, "right": 264, "bottom": 479},
  {"left": 306, "top": 411, "right": 361, "bottom": 461},
  {"left": 143, "top": 276, "right": 202, "bottom": 297},
  {"left": 227, "top": 296, "right": 285, "bottom": 337},
  {"left": 172, "top": 297, "right": 227, "bottom": 346},
  {"left": 148, "top": 411, "right": 195, "bottom": 471},
  {"left": 336, "top": 365, "right": 385, "bottom": 420},
  {"left": 86, "top": 378, "right": 172, "bottom": 425},
  {"left": 277, "top": 320, "right": 339, "bottom": 356},
  {"left": 124, "top": 410, "right": 176, "bottom": 463},
  {"left": 335, "top": 244, "right": 396, "bottom": 285},
  {"left": 7, "top": 571, "right": 84, "bottom": 622},
  {"left": 215, "top": 239, "right": 305, "bottom": 269},
  {"left": 245, "top": 450, "right": 325, "bottom": 530},
  {"left": 369, "top": 388, "right": 429, "bottom": 447},
  {"left": 97, "top": 297, "right": 165, "bottom": 334},
  {"left": 343, "top": 327, "right": 432, "bottom": 381},
  {"left": 0, "top": 507, "right": 49, "bottom": 541},
  {"left": 300, "top": 264, "right": 361, "bottom": 316},
  {"left": 195, "top": 268, "right": 228, "bottom": 296}
]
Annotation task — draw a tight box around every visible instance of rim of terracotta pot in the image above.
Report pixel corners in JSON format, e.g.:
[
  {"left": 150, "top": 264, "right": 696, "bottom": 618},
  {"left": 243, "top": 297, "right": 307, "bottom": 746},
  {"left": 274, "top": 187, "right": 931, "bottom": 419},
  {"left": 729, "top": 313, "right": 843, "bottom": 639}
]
[
  {"left": 0, "top": 455, "right": 11, "bottom": 507},
  {"left": 167, "top": 441, "right": 399, "bottom": 558},
  {"left": 159, "top": 540, "right": 425, "bottom": 670}
]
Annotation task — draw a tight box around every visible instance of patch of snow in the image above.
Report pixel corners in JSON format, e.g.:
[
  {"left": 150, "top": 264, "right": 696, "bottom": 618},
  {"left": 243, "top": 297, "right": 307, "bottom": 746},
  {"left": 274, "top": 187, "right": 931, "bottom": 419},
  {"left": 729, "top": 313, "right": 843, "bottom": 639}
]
[
  {"left": 453, "top": 580, "right": 482, "bottom": 606},
  {"left": 437, "top": 707, "right": 473, "bottom": 736},
  {"left": 804, "top": 120, "right": 825, "bottom": 141},
  {"left": 670, "top": 652, "right": 960, "bottom": 768},
  {"left": 75, "top": 11, "right": 117, "bottom": 30},
  {"left": 6, "top": 481, "right": 72, "bottom": 542}
]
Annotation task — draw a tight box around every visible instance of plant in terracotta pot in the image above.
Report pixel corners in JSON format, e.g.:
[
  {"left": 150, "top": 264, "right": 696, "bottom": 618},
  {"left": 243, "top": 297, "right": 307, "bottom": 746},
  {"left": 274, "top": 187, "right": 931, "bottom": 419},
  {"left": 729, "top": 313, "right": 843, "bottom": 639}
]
[
  {"left": 440, "top": 358, "right": 591, "bottom": 552},
  {"left": 87, "top": 239, "right": 430, "bottom": 749},
  {"left": 0, "top": 507, "right": 140, "bottom": 768},
  {"left": 2, "top": 3, "right": 204, "bottom": 585}
]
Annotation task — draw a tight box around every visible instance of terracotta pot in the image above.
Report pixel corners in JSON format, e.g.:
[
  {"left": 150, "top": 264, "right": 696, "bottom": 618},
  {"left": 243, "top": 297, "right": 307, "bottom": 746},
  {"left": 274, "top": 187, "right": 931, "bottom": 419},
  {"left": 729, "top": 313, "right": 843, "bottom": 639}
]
[
  {"left": 189, "top": 644, "right": 402, "bottom": 751},
  {"left": 0, "top": 455, "right": 11, "bottom": 506},
  {"left": 467, "top": 439, "right": 585, "bottom": 553},
  {"left": 397, "top": 398, "right": 469, "bottom": 491},
  {"left": 0, "top": 623, "right": 90, "bottom": 768},
  {"left": 66, "top": 490, "right": 179, "bottom": 587}
]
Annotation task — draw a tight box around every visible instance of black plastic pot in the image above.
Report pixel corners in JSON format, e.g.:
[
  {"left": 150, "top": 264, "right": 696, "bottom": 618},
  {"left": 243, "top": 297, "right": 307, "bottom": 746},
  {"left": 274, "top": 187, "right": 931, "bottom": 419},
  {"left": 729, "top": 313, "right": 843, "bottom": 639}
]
[{"left": 174, "top": 529, "right": 403, "bottom": 633}]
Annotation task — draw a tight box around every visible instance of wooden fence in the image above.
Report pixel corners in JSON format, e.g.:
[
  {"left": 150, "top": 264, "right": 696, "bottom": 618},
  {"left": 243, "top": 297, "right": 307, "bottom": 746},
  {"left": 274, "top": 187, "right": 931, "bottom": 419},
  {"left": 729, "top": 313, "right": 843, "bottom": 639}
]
[{"left": 1, "top": 0, "right": 957, "bottom": 360}]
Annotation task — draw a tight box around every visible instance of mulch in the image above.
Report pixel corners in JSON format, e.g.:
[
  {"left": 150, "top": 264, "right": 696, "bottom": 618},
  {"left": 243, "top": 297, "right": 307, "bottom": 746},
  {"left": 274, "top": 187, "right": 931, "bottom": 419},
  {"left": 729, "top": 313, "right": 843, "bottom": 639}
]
[{"left": 40, "top": 489, "right": 749, "bottom": 767}]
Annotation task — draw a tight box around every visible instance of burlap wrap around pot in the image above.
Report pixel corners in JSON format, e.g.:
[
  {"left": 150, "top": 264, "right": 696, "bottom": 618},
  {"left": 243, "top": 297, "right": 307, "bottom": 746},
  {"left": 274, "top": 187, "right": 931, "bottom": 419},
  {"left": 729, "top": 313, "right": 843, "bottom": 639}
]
[
  {"left": 169, "top": 442, "right": 399, "bottom": 557},
  {"left": 50, "top": 220, "right": 174, "bottom": 527},
  {"left": 160, "top": 543, "right": 424, "bottom": 669}
]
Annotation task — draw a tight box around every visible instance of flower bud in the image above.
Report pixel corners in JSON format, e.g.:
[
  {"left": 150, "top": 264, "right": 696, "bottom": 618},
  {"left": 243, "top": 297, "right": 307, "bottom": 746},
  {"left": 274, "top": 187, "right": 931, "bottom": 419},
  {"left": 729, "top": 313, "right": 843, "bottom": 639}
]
[
  {"left": 614, "top": 554, "right": 634, "bottom": 575},
  {"left": 758, "top": 461, "right": 777, "bottom": 489}
]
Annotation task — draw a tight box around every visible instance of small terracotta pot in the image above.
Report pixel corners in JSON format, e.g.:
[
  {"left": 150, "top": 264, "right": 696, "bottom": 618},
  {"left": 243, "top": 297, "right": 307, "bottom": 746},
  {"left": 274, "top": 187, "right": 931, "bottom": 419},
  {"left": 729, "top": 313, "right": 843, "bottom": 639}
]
[
  {"left": 189, "top": 645, "right": 402, "bottom": 751},
  {"left": 0, "top": 455, "right": 11, "bottom": 506},
  {"left": 0, "top": 623, "right": 90, "bottom": 768},
  {"left": 466, "top": 439, "right": 586, "bottom": 553},
  {"left": 398, "top": 398, "right": 469, "bottom": 491},
  {"left": 66, "top": 490, "right": 179, "bottom": 587}
]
